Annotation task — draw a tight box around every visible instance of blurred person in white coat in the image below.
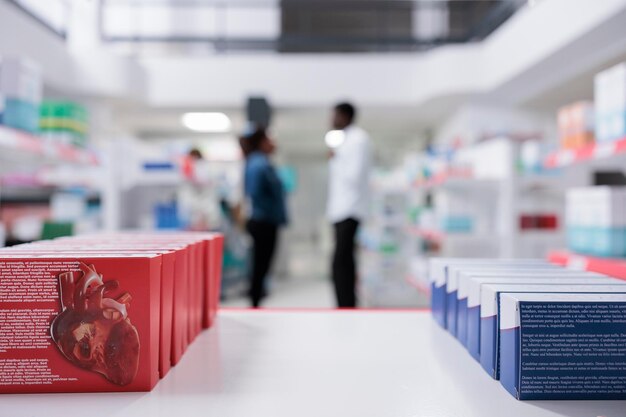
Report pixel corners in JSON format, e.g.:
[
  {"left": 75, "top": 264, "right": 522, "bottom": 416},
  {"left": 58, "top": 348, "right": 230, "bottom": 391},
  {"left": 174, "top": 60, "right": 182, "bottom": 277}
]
[{"left": 327, "top": 102, "right": 371, "bottom": 308}]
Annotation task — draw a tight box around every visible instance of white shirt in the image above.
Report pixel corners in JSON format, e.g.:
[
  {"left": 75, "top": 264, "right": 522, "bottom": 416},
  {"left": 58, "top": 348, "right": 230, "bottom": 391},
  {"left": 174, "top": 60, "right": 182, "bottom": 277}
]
[{"left": 327, "top": 125, "right": 371, "bottom": 223}]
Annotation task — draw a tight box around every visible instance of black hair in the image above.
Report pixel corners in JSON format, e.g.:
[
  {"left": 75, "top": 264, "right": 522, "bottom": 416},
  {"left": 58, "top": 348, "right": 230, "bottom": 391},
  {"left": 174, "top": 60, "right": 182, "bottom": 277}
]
[
  {"left": 188, "top": 148, "right": 203, "bottom": 159},
  {"left": 240, "top": 127, "right": 267, "bottom": 157},
  {"left": 335, "top": 102, "right": 356, "bottom": 123}
]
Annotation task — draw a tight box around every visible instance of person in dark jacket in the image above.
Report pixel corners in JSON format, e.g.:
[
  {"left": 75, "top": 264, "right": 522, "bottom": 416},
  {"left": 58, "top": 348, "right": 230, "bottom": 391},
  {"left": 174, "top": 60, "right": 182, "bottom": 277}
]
[{"left": 241, "top": 128, "right": 288, "bottom": 307}]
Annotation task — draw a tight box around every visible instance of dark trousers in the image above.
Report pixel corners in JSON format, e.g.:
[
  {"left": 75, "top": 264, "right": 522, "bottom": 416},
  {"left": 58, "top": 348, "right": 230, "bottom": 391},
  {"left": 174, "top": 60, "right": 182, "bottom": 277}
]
[
  {"left": 332, "top": 218, "right": 360, "bottom": 308},
  {"left": 247, "top": 220, "right": 278, "bottom": 308}
]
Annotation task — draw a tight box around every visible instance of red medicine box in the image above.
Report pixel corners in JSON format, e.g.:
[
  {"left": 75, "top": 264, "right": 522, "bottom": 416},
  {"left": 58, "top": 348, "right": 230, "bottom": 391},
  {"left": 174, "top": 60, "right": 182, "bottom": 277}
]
[{"left": 0, "top": 254, "right": 162, "bottom": 393}]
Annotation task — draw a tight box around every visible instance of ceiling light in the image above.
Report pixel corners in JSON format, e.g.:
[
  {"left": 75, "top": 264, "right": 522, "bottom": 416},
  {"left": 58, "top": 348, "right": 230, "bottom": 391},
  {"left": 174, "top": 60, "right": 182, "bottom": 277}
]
[
  {"left": 181, "top": 112, "right": 231, "bottom": 133},
  {"left": 325, "top": 130, "right": 345, "bottom": 148}
]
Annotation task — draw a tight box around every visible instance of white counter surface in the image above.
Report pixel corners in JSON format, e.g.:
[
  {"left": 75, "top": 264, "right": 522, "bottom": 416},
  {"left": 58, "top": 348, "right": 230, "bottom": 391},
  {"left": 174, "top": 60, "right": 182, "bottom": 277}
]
[{"left": 2, "top": 309, "right": 625, "bottom": 417}]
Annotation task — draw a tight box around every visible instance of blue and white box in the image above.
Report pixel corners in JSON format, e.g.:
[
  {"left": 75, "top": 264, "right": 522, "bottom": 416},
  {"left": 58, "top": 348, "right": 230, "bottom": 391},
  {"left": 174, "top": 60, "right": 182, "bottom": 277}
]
[
  {"left": 480, "top": 281, "right": 626, "bottom": 380},
  {"left": 429, "top": 259, "right": 547, "bottom": 329},
  {"left": 445, "top": 261, "right": 552, "bottom": 335},
  {"left": 454, "top": 266, "right": 577, "bottom": 343},
  {"left": 464, "top": 270, "right": 620, "bottom": 360},
  {"left": 429, "top": 258, "right": 484, "bottom": 328},
  {"left": 500, "top": 293, "right": 626, "bottom": 400}
]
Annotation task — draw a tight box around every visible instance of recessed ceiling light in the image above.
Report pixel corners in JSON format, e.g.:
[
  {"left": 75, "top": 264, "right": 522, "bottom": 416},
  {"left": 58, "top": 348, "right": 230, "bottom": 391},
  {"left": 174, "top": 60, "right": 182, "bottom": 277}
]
[
  {"left": 325, "top": 130, "right": 345, "bottom": 148},
  {"left": 181, "top": 112, "right": 231, "bottom": 133}
]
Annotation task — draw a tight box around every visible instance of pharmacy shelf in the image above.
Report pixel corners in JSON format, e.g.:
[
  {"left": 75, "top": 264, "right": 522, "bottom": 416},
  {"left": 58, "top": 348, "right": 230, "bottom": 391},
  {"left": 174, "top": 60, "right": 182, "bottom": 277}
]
[
  {"left": 542, "top": 136, "right": 626, "bottom": 169},
  {"left": 406, "top": 225, "right": 445, "bottom": 242},
  {"left": 3, "top": 310, "right": 624, "bottom": 417},
  {"left": 406, "top": 226, "right": 505, "bottom": 244},
  {"left": 0, "top": 126, "right": 98, "bottom": 166},
  {"left": 405, "top": 274, "right": 431, "bottom": 295},
  {"left": 126, "top": 170, "right": 183, "bottom": 188},
  {"left": 549, "top": 250, "right": 626, "bottom": 280},
  {"left": 412, "top": 168, "right": 472, "bottom": 189}
]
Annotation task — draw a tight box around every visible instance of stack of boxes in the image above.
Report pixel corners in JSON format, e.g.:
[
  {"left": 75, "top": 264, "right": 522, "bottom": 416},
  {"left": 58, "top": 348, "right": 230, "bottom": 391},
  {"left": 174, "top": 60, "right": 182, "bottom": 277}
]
[
  {"left": 595, "top": 62, "right": 626, "bottom": 142},
  {"left": 0, "top": 231, "right": 224, "bottom": 393},
  {"left": 557, "top": 101, "right": 594, "bottom": 149},
  {"left": 39, "top": 101, "right": 89, "bottom": 148},
  {"left": 0, "top": 57, "right": 42, "bottom": 134},
  {"left": 429, "top": 257, "right": 626, "bottom": 400},
  {"left": 566, "top": 186, "right": 626, "bottom": 257}
]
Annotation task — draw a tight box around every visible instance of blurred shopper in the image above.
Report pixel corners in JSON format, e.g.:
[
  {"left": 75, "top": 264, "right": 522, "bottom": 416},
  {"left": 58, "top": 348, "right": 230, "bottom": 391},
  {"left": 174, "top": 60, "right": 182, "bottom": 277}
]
[
  {"left": 178, "top": 148, "right": 222, "bottom": 230},
  {"left": 327, "top": 102, "right": 371, "bottom": 308},
  {"left": 241, "top": 128, "right": 288, "bottom": 308}
]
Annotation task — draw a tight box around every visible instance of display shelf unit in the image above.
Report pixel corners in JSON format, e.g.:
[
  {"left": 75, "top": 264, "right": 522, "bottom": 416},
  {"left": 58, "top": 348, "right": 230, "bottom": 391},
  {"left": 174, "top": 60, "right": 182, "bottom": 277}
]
[
  {"left": 406, "top": 225, "right": 444, "bottom": 242},
  {"left": 3, "top": 310, "right": 624, "bottom": 417},
  {"left": 411, "top": 168, "right": 473, "bottom": 189},
  {"left": 406, "top": 226, "right": 502, "bottom": 244},
  {"left": 124, "top": 169, "right": 183, "bottom": 189},
  {"left": 549, "top": 249, "right": 626, "bottom": 280},
  {"left": 0, "top": 126, "right": 99, "bottom": 166},
  {"left": 542, "top": 136, "right": 626, "bottom": 169},
  {"left": 405, "top": 274, "right": 431, "bottom": 295}
]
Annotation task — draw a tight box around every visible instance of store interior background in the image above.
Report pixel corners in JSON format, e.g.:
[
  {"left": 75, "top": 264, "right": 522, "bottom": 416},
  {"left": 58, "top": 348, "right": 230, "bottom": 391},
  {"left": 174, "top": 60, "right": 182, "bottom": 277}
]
[{"left": 2, "top": 0, "right": 626, "bottom": 308}]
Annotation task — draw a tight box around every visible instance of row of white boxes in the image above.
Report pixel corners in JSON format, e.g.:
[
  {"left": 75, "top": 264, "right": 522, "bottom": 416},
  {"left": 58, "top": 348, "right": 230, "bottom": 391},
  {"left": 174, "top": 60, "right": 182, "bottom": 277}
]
[
  {"left": 595, "top": 62, "right": 626, "bottom": 142},
  {"left": 429, "top": 258, "right": 626, "bottom": 400},
  {"left": 566, "top": 186, "right": 626, "bottom": 257},
  {"left": 0, "top": 57, "right": 42, "bottom": 134}
]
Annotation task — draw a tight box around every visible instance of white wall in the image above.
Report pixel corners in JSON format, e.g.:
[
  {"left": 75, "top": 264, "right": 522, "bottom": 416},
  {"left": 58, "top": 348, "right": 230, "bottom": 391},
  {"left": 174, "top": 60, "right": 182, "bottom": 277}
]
[
  {"left": 141, "top": 0, "right": 626, "bottom": 110},
  {"left": 2, "top": 0, "right": 626, "bottom": 116},
  {"left": 0, "top": 0, "right": 146, "bottom": 100},
  {"left": 102, "top": 2, "right": 280, "bottom": 39}
]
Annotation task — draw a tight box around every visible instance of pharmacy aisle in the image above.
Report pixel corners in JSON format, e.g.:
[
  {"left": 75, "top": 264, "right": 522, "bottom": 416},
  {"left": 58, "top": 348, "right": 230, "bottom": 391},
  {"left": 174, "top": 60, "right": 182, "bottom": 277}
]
[{"left": 2, "top": 310, "right": 624, "bottom": 417}]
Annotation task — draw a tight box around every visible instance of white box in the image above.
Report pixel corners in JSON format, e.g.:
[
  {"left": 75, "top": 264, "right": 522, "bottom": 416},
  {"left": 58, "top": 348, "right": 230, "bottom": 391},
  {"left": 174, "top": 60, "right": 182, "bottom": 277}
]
[
  {"left": 480, "top": 281, "right": 626, "bottom": 380},
  {"left": 500, "top": 292, "right": 626, "bottom": 400},
  {"left": 465, "top": 273, "right": 616, "bottom": 359}
]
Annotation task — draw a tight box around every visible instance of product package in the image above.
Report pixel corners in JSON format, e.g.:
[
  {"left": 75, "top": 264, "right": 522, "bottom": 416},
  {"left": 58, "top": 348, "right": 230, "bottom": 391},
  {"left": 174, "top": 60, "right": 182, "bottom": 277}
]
[
  {"left": 442, "top": 260, "right": 551, "bottom": 334},
  {"left": 430, "top": 258, "right": 484, "bottom": 327},
  {"left": 0, "top": 231, "right": 225, "bottom": 394},
  {"left": 500, "top": 293, "right": 626, "bottom": 400},
  {"left": 466, "top": 274, "right": 618, "bottom": 362},
  {"left": 448, "top": 264, "right": 557, "bottom": 338},
  {"left": 28, "top": 232, "right": 221, "bottom": 354},
  {"left": 204, "top": 234, "right": 224, "bottom": 329},
  {"left": 479, "top": 281, "right": 626, "bottom": 380},
  {"left": 3, "top": 243, "right": 192, "bottom": 369},
  {"left": 459, "top": 270, "right": 608, "bottom": 355},
  {"left": 0, "top": 247, "right": 179, "bottom": 377},
  {"left": 0, "top": 253, "right": 162, "bottom": 393}
]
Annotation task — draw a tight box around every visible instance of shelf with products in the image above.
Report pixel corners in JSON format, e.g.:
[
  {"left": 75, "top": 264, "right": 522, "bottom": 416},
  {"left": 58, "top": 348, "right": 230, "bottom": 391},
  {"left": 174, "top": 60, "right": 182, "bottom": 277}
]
[
  {"left": 406, "top": 225, "right": 445, "bottom": 243},
  {"left": 542, "top": 136, "right": 626, "bottom": 169},
  {"left": 406, "top": 226, "right": 504, "bottom": 243},
  {"left": 0, "top": 125, "right": 98, "bottom": 167},
  {"left": 412, "top": 168, "right": 472, "bottom": 189},
  {"left": 405, "top": 273, "right": 431, "bottom": 295},
  {"left": 548, "top": 249, "right": 626, "bottom": 280}
]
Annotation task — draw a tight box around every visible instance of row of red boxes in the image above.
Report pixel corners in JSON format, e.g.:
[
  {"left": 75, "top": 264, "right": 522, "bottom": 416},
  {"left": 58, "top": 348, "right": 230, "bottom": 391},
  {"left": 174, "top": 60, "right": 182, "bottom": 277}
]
[{"left": 0, "top": 232, "right": 223, "bottom": 393}]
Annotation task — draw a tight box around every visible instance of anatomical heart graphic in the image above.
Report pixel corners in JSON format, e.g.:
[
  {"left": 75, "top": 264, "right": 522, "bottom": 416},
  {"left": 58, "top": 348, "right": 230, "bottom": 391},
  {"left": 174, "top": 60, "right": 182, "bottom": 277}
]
[{"left": 50, "top": 263, "right": 140, "bottom": 385}]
